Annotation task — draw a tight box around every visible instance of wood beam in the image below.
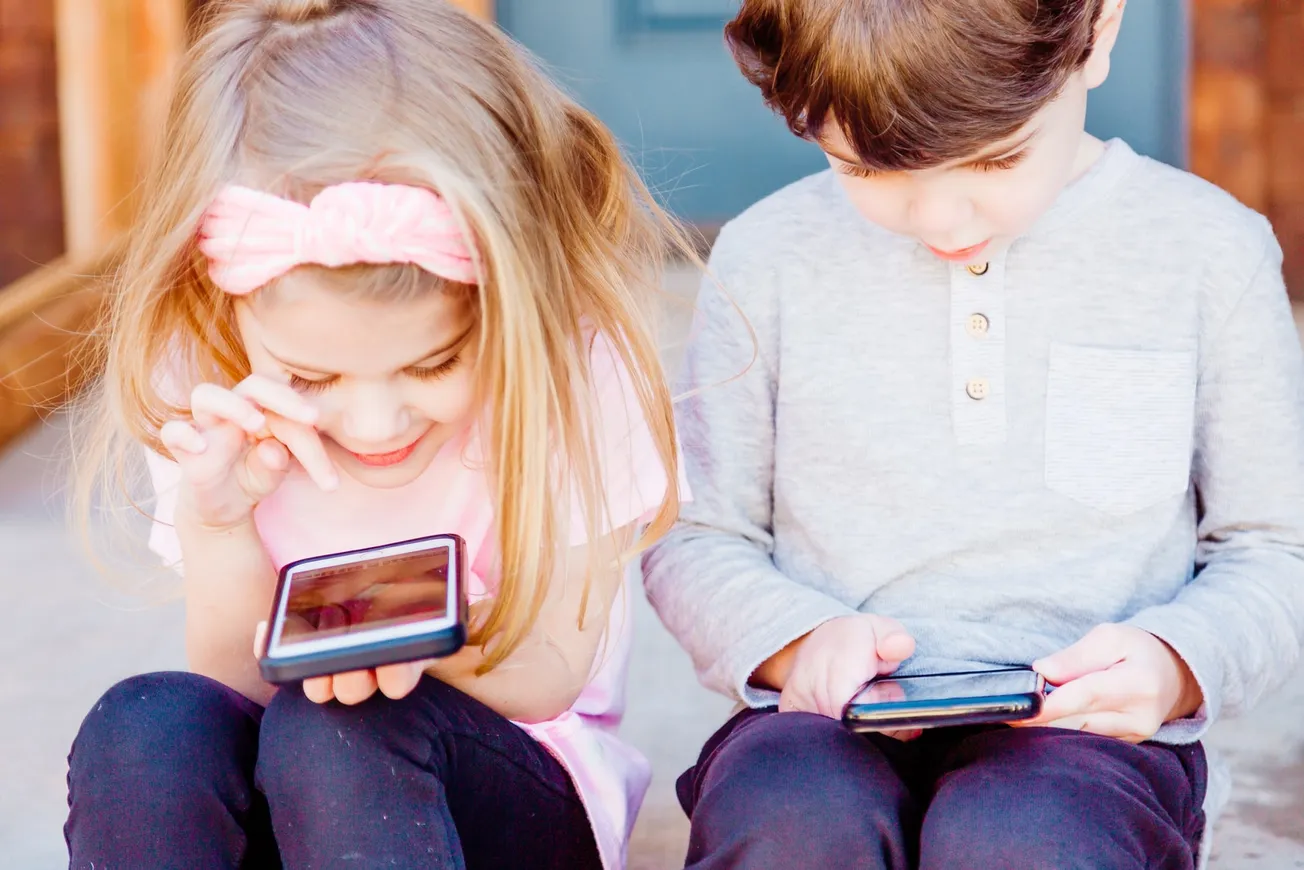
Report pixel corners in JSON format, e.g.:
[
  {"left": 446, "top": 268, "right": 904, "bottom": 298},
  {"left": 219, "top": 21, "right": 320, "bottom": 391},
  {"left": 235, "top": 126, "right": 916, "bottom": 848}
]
[
  {"left": 0, "top": 254, "right": 113, "bottom": 450},
  {"left": 55, "top": 0, "right": 188, "bottom": 258},
  {"left": 450, "top": 0, "right": 494, "bottom": 18},
  {"left": 1189, "top": 0, "right": 1269, "bottom": 212}
]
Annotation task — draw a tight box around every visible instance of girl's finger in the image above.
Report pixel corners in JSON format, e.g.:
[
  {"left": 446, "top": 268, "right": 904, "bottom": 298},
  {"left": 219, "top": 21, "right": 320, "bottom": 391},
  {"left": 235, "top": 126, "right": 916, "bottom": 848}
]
[
  {"left": 162, "top": 419, "right": 247, "bottom": 487},
  {"left": 303, "top": 675, "right": 335, "bottom": 704},
  {"left": 331, "top": 669, "right": 379, "bottom": 706},
  {"left": 376, "top": 660, "right": 426, "bottom": 700},
  {"left": 255, "top": 438, "right": 290, "bottom": 471},
  {"left": 266, "top": 415, "right": 339, "bottom": 491},
  {"left": 191, "top": 383, "right": 267, "bottom": 433},
  {"left": 160, "top": 420, "right": 208, "bottom": 456},
  {"left": 252, "top": 621, "right": 269, "bottom": 658},
  {"left": 233, "top": 376, "right": 319, "bottom": 425}
]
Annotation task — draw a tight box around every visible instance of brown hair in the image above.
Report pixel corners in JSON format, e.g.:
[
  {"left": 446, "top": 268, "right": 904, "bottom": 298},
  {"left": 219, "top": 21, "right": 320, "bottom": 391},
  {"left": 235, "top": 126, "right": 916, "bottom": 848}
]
[
  {"left": 74, "top": 0, "right": 691, "bottom": 669},
  {"left": 726, "top": 0, "right": 1105, "bottom": 170}
]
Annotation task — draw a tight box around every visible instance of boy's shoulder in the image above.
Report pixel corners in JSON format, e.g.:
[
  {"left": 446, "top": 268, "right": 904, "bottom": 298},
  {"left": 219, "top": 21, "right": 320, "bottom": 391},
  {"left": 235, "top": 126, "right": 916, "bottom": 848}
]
[
  {"left": 1117, "top": 148, "right": 1275, "bottom": 257},
  {"left": 711, "top": 169, "right": 871, "bottom": 267}
]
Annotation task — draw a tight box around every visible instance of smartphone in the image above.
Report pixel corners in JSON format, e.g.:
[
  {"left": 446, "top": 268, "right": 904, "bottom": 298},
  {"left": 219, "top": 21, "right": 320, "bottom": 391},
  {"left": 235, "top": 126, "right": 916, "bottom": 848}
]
[
  {"left": 258, "top": 534, "right": 467, "bottom": 685},
  {"left": 842, "top": 666, "right": 1046, "bottom": 733}
]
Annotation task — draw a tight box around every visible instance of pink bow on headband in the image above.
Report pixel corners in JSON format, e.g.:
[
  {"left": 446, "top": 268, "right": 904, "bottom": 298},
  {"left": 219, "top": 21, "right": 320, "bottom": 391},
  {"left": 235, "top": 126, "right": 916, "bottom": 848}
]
[{"left": 198, "top": 182, "right": 479, "bottom": 295}]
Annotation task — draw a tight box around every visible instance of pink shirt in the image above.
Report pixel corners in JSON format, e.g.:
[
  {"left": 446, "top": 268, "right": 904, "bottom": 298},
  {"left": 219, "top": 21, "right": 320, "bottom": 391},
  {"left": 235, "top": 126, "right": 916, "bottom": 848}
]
[{"left": 147, "top": 333, "right": 685, "bottom": 870}]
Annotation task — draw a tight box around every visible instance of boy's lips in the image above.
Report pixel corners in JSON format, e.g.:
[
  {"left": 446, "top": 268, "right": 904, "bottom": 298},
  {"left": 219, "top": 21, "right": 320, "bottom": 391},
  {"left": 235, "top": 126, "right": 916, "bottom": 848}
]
[
  {"left": 344, "top": 432, "right": 427, "bottom": 468},
  {"left": 926, "top": 240, "right": 990, "bottom": 262}
]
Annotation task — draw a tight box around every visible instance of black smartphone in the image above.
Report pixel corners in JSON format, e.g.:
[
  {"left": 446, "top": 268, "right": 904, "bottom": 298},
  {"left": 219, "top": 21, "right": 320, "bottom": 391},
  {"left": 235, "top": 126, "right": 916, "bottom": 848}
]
[
  {"left": 842, "top": 666, "right": 1046, "bottom": 733},
  {"left": 258, "top": 533, "right": 467, "bottom": 685}
]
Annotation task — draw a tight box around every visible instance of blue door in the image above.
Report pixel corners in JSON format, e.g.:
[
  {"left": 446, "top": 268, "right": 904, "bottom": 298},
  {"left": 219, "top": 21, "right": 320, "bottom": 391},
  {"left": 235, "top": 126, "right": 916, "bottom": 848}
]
[{"left": 501, "top": 0, "right": 1187, "bottom": 225}]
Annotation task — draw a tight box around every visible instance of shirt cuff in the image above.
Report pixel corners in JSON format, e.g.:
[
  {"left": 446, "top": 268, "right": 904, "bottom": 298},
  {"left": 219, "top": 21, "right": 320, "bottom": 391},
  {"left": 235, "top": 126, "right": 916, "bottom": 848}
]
[
  {"left": 1125, "top": 606, "right": 1224, "bottom": 744},
  {"left": 724, "top": 597, "right": 859, "bottom": 709}
]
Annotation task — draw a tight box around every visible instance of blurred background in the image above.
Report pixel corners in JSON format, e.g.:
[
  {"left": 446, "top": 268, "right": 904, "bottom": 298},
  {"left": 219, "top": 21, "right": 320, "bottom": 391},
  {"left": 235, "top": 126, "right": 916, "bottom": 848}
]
[{"left": 1, "top": 1, "right": 1301, "bottom": 867}]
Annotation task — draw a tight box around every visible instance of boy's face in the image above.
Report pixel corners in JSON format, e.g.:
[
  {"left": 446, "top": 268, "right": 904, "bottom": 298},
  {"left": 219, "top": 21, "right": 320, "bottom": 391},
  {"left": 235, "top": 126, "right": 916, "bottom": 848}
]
[
  {"left": 822, "top": 74, "right": 1093, "bottom": 265},
  {"left": 818, "top": 1, "right": 1122, "bottom": 264}
]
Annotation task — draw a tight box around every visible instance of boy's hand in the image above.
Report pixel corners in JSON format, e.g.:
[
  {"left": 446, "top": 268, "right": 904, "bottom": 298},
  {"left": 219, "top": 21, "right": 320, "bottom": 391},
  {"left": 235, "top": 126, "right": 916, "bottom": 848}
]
[
  {"left": 759, "top": 614, "right": 915, "bottom": 719},
  {"left": 1020, "top": 624, "right": 1204, "bottom": 743}
]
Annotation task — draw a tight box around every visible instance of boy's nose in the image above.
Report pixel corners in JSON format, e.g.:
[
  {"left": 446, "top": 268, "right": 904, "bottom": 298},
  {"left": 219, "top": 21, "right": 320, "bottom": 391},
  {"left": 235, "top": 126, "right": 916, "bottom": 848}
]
[{"left": 906, "top": 187, "right": 975, "bottom": 242}]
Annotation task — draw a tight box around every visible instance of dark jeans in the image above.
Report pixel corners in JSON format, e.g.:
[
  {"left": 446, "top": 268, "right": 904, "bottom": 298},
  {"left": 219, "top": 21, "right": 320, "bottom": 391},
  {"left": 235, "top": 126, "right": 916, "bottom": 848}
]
[
  {"left": 65, "top": 671, "right": 600, "bottom": 870},
  {"left": 678, "top": 708, "right": 1208, "bottom": 870}
]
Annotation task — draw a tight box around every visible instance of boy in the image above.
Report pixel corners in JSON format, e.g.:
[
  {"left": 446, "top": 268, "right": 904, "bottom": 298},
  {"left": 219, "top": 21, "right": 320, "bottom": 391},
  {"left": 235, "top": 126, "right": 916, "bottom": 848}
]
[{"left": 643, "top": 0, "right": 1304, "bottom": 867}]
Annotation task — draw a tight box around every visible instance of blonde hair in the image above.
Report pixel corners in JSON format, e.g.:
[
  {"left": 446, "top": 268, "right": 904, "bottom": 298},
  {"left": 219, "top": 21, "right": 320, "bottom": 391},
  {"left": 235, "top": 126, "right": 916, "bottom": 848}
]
[{"left": 74, "top": 0, "right": 687, "bottom": 669}]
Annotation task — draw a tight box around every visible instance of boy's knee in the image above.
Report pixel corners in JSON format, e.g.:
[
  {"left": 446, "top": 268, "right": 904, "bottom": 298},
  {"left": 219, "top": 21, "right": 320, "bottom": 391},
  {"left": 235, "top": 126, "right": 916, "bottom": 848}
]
[
  {"left": 920, "top": 732, "right": 1193, "bottom": 870},
  {"left": 686, "top": 712, "right": 914, "bottom": 867},
  {"left": 70, "top": 671, "right": 258, "bottom": 787}
]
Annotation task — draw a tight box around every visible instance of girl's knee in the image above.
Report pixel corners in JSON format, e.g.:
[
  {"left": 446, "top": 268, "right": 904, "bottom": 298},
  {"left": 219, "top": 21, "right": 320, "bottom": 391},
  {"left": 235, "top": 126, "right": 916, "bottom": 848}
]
[{"left": 70, "top": 671, "right": 259, "bottom": 786}]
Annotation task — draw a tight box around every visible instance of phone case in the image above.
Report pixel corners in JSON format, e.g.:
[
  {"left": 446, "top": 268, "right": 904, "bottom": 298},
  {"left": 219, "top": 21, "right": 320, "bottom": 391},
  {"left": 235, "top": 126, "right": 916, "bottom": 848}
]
[
  {"left": 842, "top": 670, "right": 1045, "bottom": 733},
  {"left": 258, "top": 534, "right": 468, "bottom": 685},
  {"left": 258, "top": 623, "right": 467, "bottom": 684}
]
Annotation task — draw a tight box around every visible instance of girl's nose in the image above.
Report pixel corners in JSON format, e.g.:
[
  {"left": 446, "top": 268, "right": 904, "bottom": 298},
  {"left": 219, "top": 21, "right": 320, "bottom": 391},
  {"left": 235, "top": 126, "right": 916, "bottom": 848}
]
[{"left": 340, "top": 384, "right": 412, "bottom": 446}]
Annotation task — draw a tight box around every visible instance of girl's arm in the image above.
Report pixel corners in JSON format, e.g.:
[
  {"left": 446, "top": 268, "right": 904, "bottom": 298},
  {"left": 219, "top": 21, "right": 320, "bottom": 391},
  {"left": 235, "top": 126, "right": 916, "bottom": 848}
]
[
  {"left": 423, "top": 525, "right": 636, "bottom": 724},
  {"left": 176, "top": 502, "right": 280, "bottom": 706}
]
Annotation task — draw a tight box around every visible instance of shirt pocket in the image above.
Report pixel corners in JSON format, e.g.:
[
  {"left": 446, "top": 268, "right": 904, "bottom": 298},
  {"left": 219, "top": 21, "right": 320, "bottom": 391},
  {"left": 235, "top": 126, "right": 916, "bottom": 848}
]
[{"left": 1045, "top": 343, "right": 1196, "bottom": 516}]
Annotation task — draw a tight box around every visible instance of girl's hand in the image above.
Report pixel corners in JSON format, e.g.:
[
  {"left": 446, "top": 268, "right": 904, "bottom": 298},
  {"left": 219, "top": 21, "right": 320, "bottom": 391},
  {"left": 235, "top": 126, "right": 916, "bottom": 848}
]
[
  {"left": 1019, "top": 624, "right": 1204, "bottom": 743},
  {"left": 160, "top": 375, "right": 337, "bottom": 529},
  {"left": 252, "top": 620, "right": 432, "bottom": 705},
  {"left": 772, "top": 613, "right": 916, "bottom": 719},
  {"left": 302, "top": 662, "right": 432, "bottom": 705}
]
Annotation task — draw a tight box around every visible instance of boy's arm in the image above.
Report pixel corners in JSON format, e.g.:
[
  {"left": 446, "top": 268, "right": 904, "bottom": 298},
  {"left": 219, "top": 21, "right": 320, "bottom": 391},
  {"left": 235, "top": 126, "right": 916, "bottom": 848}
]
[
  {"left": 1126, "top": 228, "right": 1304, "bottom": 741},
  {"left": 643, "top": 231, "right": 858, "bottom": 706}
]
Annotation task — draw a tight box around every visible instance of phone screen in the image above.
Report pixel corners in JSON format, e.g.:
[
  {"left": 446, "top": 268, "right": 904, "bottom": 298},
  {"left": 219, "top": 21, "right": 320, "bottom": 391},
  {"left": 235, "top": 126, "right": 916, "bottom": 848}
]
[
  {"left": 278, "top": 545, "right": 450, "bottom": 647},
  {"left": 853, "top": 668, "right": 1042, "bottom": 706}
]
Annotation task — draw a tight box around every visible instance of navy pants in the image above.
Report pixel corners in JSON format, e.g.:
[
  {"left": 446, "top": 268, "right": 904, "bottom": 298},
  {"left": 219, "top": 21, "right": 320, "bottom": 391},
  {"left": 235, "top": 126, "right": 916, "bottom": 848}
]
[
  {"left": 678, "top": 708, "right": 1208, "bottom": 870},
  {"left": 64, "top": 671, "right": 601, "bottom": 869}
]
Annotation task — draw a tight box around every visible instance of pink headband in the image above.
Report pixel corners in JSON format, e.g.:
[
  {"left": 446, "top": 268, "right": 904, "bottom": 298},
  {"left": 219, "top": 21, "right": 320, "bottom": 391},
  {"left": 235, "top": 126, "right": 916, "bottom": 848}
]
[{"left": 198, "top": 182, "right": 479, "bottom": 295}]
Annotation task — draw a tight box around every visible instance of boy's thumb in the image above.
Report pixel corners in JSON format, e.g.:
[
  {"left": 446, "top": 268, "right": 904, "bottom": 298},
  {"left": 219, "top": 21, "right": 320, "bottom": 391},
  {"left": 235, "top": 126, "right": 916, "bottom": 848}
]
[
  {"left": 874, "top": 619, "right": 916, "bottom": 664},
  {"left": 1033, "top": 625, "right": 1125, "bottom": 685}
]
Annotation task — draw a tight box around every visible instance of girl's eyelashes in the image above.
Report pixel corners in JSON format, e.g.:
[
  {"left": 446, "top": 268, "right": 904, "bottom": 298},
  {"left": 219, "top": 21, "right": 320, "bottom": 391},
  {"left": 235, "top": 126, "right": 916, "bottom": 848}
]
[
  {"left": 408, "top": 353, "right": 462, "bottom": 381},
  {"left": 285, "top": 354, "right": 462, "bottom": 394},
  {"left": 288, "top": 374, "right": 336, "bottom": 395}
]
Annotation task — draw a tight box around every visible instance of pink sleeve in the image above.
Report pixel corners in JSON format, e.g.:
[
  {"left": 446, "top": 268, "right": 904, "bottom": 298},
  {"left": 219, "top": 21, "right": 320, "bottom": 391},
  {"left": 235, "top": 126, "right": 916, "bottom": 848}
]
[
  {"left": 567, "top": 332, "right": 690, "bottom": 548},
  {"left": 144, "top": 447, "right": 186, "bottom": 574}
]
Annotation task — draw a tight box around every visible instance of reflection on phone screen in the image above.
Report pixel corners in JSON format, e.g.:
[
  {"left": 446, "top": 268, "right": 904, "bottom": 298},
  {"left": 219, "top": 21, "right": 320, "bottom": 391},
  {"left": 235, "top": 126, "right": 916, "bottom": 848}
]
[
  {"left": 857, "top": 669, "right": 1042, "bottom": 705},
  {"left": 280, "top": 547, "right": 450, "bottom": 646}
]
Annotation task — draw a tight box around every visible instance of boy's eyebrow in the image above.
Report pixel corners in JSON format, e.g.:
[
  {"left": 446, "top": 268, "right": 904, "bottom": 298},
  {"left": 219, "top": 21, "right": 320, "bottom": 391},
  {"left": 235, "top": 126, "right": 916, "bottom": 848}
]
[
  {"left": 820, "top": 130, "right": 1037, "bottom": 169},
  {"left": 262, "top": 324, "right": 475, "bottom": 375}
]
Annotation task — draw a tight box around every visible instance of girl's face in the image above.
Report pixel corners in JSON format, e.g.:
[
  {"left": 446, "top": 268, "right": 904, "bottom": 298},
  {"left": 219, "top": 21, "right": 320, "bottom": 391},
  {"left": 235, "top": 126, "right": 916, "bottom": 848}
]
[
  {"left": 821, "top": 72, "right": 1098, "bottom": 265},
  {"left": 236, "top": 273, "right": 479, "bottom": 489}
]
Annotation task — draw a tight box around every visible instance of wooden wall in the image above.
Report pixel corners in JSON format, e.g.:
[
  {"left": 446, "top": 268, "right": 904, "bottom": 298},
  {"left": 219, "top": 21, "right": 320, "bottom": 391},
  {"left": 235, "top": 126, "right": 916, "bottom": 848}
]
[
  {"left": 1192, "top": 0, "right": 1304, "bottom": 299},
  {"left": 1265, "top": 0, "right": 1303, "bottom": 297},
  {"left": 0, "top": 1, "right": 64, "bottom": 288}
]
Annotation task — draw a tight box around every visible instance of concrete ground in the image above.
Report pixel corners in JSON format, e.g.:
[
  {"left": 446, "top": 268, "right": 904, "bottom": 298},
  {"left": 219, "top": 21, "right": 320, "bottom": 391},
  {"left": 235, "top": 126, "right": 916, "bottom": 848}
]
[{"left": 1, "top": 282, "right": 1302, "bottom": 867}]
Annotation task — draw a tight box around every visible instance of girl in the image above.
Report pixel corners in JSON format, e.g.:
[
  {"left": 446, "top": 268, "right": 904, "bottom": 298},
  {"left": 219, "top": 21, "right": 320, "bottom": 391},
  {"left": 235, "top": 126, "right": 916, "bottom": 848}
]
[{"left": 65, "top": 1, "right": 687, "bottom": 868}]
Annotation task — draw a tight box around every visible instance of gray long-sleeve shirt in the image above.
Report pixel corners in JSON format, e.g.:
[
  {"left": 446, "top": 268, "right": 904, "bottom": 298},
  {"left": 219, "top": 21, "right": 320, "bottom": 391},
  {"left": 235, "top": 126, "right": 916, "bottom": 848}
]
[{"left": 643, "top": 140, "right": 1304, "bottom": 744}]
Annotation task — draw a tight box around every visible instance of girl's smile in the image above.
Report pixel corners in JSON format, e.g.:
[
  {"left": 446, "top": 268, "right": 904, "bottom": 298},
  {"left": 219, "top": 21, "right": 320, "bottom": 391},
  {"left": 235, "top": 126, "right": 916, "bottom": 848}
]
[{"left": 334, "top": 428, "right": 431, "bottom": 468}]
